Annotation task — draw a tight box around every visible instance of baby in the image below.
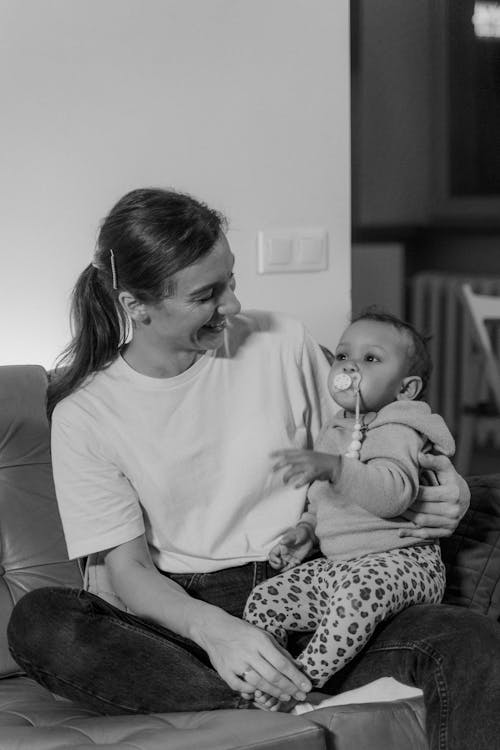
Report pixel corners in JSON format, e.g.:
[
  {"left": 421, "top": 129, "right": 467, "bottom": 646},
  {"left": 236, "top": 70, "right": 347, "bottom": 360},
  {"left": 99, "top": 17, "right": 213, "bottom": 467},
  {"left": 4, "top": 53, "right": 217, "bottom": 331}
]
[{"left": 243, "top": 309, "right": 455, "bottom": 711}]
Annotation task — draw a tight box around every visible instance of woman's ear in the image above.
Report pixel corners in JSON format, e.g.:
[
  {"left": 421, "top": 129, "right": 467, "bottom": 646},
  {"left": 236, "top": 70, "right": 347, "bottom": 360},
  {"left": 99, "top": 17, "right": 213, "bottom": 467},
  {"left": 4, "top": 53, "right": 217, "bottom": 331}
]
[
  {"left": 118, "top": 292, "right": 151, "bottom": 324},
  {"left": 397, "top": 376, "right": 423, "bottom": 401}
]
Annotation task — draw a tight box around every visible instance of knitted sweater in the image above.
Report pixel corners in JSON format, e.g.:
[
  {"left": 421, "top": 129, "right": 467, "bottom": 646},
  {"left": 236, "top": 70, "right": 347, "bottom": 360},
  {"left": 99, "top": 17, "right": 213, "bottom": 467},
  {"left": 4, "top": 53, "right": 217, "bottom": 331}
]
[{"left": 300, "top": 400, "right": 455, "bottom": 561}]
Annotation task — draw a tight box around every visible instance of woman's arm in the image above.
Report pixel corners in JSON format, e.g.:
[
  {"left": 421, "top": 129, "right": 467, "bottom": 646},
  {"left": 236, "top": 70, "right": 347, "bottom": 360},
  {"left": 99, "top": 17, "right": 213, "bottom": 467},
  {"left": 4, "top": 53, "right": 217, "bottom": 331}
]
[
  {"left": 399, "top": 452, "right": 470, "bottom": 539},
  {"left": 104, "top": 535, "right": 311, "bottom": 702}
]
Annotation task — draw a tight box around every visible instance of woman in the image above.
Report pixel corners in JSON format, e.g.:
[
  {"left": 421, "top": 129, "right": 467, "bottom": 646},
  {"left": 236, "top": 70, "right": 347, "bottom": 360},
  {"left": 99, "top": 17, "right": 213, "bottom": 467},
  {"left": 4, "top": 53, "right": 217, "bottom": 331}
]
[{"left": 8, "top": 188, "right": 498, "bottom": 749}]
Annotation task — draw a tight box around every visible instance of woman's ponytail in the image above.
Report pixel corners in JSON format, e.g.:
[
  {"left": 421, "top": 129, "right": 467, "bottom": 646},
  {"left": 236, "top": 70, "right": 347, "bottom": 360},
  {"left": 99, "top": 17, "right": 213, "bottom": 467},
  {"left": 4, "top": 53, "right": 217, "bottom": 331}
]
[{"left": 47, "top": 265, "right": 127, "bottom": 418}]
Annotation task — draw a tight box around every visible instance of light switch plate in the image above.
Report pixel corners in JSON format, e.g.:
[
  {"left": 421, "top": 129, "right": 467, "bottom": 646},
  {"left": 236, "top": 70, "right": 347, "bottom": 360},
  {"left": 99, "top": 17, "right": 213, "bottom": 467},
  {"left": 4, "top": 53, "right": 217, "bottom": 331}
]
[{"left": 257, "top": 228, "right": 328, "bottom": 274}]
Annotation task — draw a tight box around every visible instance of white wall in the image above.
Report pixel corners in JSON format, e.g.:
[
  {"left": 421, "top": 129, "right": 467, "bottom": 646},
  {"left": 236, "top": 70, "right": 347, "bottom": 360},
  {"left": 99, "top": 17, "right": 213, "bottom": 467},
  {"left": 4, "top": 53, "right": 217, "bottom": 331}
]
[{"left": 0, "top": 0, "right": 350, "bottom": 367}]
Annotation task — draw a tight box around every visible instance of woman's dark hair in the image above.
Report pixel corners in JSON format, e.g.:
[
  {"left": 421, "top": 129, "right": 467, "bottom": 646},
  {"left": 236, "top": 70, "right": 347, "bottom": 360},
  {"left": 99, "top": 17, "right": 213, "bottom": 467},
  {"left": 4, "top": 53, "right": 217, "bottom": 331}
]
[
  {"left": 47, "top": 188, "right": 227, "bottom": 418},
  {"left": 351, "top": 307, "right": 433, "bottom": 399}
]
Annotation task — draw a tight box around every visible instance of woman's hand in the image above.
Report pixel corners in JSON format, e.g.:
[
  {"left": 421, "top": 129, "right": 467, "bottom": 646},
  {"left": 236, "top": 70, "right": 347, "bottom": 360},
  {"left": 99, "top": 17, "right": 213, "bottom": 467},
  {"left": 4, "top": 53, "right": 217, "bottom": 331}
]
[
  {"left": 271, "top": 449, "right": 341, "bottom": 488},
  {"left": 192, "top": 606, "right": 311, "bottom": 703},
  {"left": 399, "top": 452, "right": 470, "bottom": 539},
  {"left": 106, "top": 536, "right": 311, "bottom": 704}
]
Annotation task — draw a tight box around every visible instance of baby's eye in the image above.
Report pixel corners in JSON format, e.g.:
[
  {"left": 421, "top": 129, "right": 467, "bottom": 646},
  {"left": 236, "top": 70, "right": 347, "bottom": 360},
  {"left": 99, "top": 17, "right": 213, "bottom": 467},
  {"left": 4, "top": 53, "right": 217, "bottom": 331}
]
[
  {"left": 335, "top": 353, "right": 347, "bottom": 361},
  {"left": 364, "top": 354, "right": 379, "bottom": 363}
]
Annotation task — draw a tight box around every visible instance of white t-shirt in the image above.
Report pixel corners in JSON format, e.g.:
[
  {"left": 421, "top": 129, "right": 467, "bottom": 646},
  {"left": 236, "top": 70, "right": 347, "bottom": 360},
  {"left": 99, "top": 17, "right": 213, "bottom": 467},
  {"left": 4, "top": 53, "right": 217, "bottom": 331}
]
[{"left": 51, "top": 311, "right": 333, "bottom": 573}]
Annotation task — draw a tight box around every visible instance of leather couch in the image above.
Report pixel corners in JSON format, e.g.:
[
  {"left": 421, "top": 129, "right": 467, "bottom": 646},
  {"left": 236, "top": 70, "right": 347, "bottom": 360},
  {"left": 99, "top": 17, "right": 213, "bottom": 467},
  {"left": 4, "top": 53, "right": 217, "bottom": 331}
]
[{"left": 1, "top": 364, "right": 499, "bottom": 750}]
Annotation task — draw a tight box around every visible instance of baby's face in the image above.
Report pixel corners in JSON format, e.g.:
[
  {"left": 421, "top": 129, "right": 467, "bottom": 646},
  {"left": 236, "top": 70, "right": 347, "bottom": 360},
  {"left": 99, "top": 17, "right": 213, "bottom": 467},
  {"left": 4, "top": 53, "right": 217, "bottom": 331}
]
[{"left": 328, "top": 319, "right": 413, "bottom": 414}]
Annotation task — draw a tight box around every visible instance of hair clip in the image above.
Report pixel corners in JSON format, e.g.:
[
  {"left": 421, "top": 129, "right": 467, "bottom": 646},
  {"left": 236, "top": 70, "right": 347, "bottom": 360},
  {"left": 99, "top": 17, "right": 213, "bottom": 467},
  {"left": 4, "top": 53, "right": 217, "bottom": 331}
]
[{"left": 109, "top": 249, "right": 118, "bottom": 290}]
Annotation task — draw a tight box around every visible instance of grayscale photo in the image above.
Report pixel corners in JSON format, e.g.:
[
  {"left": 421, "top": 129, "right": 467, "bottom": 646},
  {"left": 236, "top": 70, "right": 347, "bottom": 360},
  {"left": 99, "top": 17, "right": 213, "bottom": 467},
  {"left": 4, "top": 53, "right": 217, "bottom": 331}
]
[{"left": 1, "top": 2, "right": 499, "bottom": 748}]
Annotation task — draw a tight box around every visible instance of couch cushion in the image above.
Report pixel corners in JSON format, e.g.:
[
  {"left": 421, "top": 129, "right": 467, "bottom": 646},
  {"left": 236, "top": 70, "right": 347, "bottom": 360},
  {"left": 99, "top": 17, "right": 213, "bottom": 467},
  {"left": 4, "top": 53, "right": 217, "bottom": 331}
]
[
  {"left": 0, "top": 366, "right": 82, "bottom": 677},
  {"left": 307, "top": 698, "right": 428, "bottom": 750},
  {"left": 0, "top": 675, "right": 428, "bottom": 750},
  {"left": 441, "top": 474, "right": 500, "bottom": 619},
  {"left": 0, "top": 676, "right": 328, "bottom": 750}
]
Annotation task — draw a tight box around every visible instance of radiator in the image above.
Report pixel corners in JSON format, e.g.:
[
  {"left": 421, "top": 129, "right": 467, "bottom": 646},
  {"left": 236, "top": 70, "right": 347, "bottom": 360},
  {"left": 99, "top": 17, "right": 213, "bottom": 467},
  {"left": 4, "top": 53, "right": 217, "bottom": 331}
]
[{"left": 410, "top": 271, "right": 500, "bottom": 443}]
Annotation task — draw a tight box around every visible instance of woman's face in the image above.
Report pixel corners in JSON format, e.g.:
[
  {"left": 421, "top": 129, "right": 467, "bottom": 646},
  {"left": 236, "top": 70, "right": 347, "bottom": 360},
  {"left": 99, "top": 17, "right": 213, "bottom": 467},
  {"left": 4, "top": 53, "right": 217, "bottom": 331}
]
[{"left": 141, "top": 234, "right": 241, "bottom": 356}]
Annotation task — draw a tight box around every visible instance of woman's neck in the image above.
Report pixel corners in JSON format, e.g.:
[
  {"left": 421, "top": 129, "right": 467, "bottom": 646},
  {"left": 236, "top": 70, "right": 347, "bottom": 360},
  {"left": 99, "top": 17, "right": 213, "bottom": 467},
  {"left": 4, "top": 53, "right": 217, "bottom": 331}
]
[{"left": 121, "top": 339, "right": 203, "bottom": 378}]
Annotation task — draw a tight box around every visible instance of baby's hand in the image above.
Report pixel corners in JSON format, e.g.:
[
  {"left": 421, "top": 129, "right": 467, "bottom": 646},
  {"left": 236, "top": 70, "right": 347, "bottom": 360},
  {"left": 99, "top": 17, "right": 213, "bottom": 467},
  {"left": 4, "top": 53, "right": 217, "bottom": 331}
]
[
  {"left": 271, "top": 449, "right": 341, "bottom": 488},
  {"left": 268, "top": 524, "right": 316, "bottom": 571}
]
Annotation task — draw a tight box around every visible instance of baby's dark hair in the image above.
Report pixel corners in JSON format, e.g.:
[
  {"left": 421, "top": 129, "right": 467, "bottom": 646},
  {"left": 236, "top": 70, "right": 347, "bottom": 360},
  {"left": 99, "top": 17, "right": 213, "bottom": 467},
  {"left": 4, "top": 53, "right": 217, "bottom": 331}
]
[{"left": 351, "top": 307, "right": 432, "bottom": 399}]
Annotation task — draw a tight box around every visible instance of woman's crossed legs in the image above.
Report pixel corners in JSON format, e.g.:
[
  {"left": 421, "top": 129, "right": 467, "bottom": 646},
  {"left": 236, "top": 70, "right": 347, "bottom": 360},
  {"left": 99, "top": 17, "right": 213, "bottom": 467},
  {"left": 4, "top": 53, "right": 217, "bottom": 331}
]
[{"left": 7, "top": 558, "right": 500, "bottom": 750}]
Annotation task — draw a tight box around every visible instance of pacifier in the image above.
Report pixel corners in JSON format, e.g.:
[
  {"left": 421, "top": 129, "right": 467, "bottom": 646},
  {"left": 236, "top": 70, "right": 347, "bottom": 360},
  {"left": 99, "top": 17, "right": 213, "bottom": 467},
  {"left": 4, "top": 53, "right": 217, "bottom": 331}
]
[{"left": 332, "top": 371, "right": 361, "bottom": 392}]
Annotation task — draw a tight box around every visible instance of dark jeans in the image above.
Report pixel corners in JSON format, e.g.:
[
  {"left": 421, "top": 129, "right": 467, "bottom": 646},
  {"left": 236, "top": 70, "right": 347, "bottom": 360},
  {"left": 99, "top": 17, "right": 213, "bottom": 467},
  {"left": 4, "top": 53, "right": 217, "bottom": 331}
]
[{"left": 7, "top": 561, "right": 500, "bottom": 750}]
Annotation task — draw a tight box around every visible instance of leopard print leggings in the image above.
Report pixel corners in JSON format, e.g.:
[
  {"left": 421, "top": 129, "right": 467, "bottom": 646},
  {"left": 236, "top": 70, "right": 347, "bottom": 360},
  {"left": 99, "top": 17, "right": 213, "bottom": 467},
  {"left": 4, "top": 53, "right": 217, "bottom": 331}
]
[{"left": 243, "top": 543, "right": 445, "bottom": 688}]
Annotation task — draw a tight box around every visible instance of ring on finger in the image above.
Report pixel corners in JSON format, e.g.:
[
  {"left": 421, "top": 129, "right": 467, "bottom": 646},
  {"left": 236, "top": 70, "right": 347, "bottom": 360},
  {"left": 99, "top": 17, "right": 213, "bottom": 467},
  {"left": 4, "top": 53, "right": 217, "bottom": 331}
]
[{"left": 240, "top": 667, "right": 254, "bottom": 681}]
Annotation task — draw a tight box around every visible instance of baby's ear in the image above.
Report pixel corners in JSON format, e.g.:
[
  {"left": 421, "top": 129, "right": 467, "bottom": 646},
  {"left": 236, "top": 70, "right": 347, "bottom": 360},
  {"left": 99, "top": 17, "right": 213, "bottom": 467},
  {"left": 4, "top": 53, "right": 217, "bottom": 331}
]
[{"left": 397, "top": 376, "right": 423, "bottom": 401}]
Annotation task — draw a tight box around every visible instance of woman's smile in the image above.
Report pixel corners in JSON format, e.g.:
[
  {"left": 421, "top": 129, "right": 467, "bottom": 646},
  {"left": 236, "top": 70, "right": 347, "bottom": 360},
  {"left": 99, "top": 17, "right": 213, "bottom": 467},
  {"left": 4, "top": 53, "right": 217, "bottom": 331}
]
[{"left": 202, "top": 318, "right": 227, "bottom": 333}]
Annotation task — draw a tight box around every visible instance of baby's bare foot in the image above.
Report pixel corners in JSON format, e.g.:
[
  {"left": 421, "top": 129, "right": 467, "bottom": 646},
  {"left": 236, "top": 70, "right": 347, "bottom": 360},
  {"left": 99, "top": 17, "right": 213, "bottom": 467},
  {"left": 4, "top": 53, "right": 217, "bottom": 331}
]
[
  {"left": 253, "top": 690, "right": 299, "bottom": 713},
  {"left": 253, "top": 690, "right": 280, "bottom": 711}
]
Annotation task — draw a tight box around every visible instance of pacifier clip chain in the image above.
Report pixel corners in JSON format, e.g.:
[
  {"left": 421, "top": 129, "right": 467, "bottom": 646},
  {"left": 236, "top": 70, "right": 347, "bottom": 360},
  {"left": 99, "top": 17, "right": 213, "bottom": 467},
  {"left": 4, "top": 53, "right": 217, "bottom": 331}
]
[{"left": 332, "top": 371, "right": 364, "bottom": 460}]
